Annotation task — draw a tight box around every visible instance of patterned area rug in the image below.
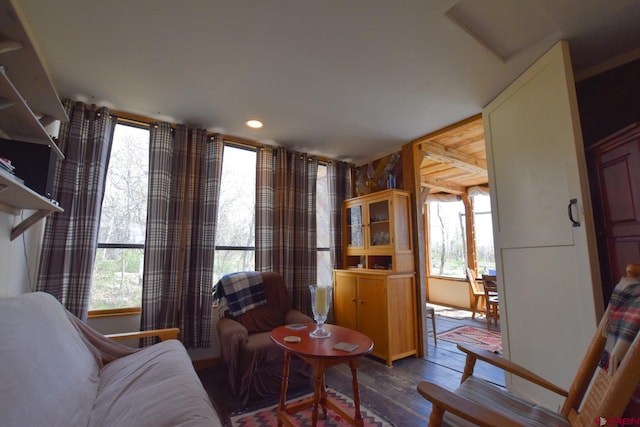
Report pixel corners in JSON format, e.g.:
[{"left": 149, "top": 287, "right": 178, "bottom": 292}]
[
  {"left": 437, "top": 325, "right": 502, "bottom": 353},
  {"left": 230, "top": 388, "right": 394, "bottom": 426}
]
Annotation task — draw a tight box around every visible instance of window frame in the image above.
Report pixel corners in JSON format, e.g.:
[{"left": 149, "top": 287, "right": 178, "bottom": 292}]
[
  {"left": 425, "top": 193, "right": 494, "bottom": 280},
  {"left": 90, "top": 119, "right": 150, "bottom": 313}
]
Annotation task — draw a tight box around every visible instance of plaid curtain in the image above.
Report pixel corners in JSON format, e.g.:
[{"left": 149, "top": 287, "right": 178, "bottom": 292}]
[
  {"left": 255, "top": 146, "right": 274, "bottom": 269},
  {"left": 37, "top": 100, "right": 115, "bottom": 321},
  {"left": 328, "top": 160, "right": 352, "bottom": 270},
  {"left": 141, "top": 124, "right": 222, "bottom": 348},
  {"left": 255, "top": 147, "right": 318, "bottom": 315}
]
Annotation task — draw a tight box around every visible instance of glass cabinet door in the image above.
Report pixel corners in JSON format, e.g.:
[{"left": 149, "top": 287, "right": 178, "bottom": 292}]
[
  {"left": 368, "top": 200, "right": 390, "bottom": 247},
  {"left": 346, "top": 204, "right": 364, "bottom": 248}
]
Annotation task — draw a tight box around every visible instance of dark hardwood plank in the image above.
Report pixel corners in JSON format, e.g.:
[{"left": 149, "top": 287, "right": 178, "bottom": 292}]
[{"left": 198, "top": 310, "right": 504, "bottom": 426}]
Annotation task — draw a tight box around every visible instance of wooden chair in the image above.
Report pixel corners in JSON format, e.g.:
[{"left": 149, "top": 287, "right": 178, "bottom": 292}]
[
  {"left": 482, "top": 274, "right": 499, "bottom": 328},
  {"left": 425, "top": 304, "right": 437, "bottom": 345},
  {"left": 418, "top": 263, "right": 640, "bottom": 427},
  {"left": 466, "top": 267, "right": 485, "bottom": 320}
]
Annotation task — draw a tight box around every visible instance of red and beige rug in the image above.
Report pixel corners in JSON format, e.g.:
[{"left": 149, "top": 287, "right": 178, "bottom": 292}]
[
  {"left": 437, "top": 325, "right": 502, "bottom": 353},
  {"left": 230, "top": 388, "right": 394, "bottom": 426}
]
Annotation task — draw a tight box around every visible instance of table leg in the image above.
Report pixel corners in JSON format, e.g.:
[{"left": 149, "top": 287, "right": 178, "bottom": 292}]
[
  {"left": 319, "top": 369, "right": 328, "bottom": 419},
  {"left": 311, "top": 363, "right": 325, "bottom": 426},
  {"left": 277, "top": 351, "right": 291, "bottom": 427},
  {"left": 349, "top": 359, "right": 364, "bottom": 427}
]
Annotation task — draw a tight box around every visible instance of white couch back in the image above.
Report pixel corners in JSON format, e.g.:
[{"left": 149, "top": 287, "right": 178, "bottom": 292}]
[{"left": 0, "top": 292, "right": 101, "bottom": 427}]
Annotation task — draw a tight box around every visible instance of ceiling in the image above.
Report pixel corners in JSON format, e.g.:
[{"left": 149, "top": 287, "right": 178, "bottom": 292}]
[{"left": 15, "top": 0, "right": 640, "bottom": 166}]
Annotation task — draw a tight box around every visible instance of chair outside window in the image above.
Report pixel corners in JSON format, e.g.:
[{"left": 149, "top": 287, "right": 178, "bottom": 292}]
[
  {"left": 417, "top": 263, "right": 640, "bottom": 427},
  {"left": 482, "top": 274, "right": 499, "bottom": 328},
  {"left": 466, "top": 268, "right": 486, "bottom": 320}
]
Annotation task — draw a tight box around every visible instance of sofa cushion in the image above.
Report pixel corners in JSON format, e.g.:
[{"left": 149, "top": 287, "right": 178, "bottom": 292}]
[
  {"left": 89, "top": 339, "right": 221, "bottom": 427},
  {"left": 0, "top": 292, "right": 101, "bottom": 427}
]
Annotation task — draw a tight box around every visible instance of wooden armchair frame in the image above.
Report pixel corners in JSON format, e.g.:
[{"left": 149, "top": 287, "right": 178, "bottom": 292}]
[
  {"left": 419, "top": 263, "right": 640, "bottom": 427},
  {"left": 106, "top": 327, "right": 180, "bottom": 342}
]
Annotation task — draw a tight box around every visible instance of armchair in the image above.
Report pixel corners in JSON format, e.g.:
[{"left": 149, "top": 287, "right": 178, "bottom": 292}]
[
  {"left": 418, "top": 263, "right": 640, "bottom": 426},
  {"left": 216, "top": 272, "right": 313, "bottom": 405}
]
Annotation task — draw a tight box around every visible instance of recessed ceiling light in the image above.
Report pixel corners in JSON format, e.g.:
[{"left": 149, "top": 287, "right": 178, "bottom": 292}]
[{"left": 246, "top": 119, "right": 263, "bottom": 129}]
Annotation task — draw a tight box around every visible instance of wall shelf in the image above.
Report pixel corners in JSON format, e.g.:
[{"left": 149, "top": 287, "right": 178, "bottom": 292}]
[
  {"left": 0, "top": 0, "right": 67, "bottom": 238},
  {"left": 0, "top": 169, "right": 62, "bottom": 240},
  {"left": 0, "top": 68, "right": 63, "bottom": 158}
]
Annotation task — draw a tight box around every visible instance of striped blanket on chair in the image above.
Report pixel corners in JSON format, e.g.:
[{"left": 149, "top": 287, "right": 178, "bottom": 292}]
[
  {"left": 214, "top": 271, "right": 267, "bottom": 317},
  {"left": 599, "top": 279, "right": 640, "bottom": 373}
]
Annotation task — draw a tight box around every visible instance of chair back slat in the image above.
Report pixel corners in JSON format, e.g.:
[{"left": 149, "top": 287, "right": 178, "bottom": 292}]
[{"left": 566, "top": 266, "right": 640, "bottom": 425}]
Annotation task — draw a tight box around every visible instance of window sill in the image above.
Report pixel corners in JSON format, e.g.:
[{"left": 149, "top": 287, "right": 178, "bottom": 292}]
[{"left": 88, "top": 307, "right": 141, "bottom": 319}]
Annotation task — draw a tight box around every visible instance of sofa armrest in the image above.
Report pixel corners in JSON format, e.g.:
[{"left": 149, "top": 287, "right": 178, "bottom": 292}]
[
  {"left": 284, "top": 309, "right": 313, "bottom": 325},
  {"left": 106, "top": 328, "right": 180, "bottom": 342},
  {"left": 216, "top": 317, "right": 249, "bottom": 397},
  {"left": 217, "top": 317, "right": 249, "bottom": 344}
]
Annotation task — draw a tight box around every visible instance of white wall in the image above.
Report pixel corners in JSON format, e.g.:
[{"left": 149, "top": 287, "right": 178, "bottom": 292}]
[
  {"left": 427, "top": 277, "right": 472, "bottom": 309},
  {"left": 0, "top": 210, "right": 45, "bottom": 297}
]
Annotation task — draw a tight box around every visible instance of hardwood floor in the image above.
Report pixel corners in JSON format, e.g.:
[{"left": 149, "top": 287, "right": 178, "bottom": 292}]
[{"left": 198, "top": 308, "right": 503, "bottom": 426}]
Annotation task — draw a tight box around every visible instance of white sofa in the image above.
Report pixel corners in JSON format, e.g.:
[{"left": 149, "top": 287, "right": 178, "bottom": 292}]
[{"left": 0, "top": 292, "right": 222, "bottom": 427}]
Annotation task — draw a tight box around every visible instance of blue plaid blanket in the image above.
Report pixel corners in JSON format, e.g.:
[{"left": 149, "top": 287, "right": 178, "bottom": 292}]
[{"left": 214, "top": 272, "right": 266, "bottom": 317}]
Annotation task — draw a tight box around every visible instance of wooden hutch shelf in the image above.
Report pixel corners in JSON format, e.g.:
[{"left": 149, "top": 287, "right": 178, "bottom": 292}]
[{"left": 333, "top": 189, "right": 418, "bottom": 366}]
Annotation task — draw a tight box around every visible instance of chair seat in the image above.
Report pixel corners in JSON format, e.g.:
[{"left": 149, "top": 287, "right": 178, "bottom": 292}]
[{"left": 442, "top": 376, "right": 570, "bottom": 427}]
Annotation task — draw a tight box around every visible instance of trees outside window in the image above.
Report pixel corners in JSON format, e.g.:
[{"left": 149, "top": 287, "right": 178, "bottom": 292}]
[
  {"left": 428, "top": 199, "right": 466, "bottom": 277},
  {"left": 473, "top": 194, "right": 496, "bottom": 275},
  {"left": 427, "top": 194, "right": 495, "bottom": 279},
  {"left": 92, "top": 134, "right": 333, "bottom": 308},
  {"left": 213, "top": 145, "right": 256, "bottom": 284},
  {"left": 316, "top": 164, "right": 331, "bottom": 286},
  {"left": 90, "top": 122, "right": 149, "bottom": 310}
]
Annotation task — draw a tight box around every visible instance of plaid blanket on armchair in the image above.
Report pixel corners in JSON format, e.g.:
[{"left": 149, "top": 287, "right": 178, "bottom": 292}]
[{"left": 214, "top": 271, "right": 267, "bottom": 317}]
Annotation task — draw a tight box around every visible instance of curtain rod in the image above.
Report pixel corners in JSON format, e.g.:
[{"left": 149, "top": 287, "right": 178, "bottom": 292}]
[{"left": 110, "top": 109, "right": 337, "bottom": 163}]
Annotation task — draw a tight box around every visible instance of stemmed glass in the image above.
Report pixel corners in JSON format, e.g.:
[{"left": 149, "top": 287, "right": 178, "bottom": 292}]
[{"left": 309, "top": 284, "right": 332, "bottom": 338}]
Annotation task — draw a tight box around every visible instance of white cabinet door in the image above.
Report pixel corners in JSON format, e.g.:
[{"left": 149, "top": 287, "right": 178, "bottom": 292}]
[{"left": 483, "top": 40, "right": 602, "bottom": 408}]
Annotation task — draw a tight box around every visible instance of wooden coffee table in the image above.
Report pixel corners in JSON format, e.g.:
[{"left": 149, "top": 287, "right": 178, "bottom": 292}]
[{"left": 271, "top": 323, "right": 374, "bottom": 426}]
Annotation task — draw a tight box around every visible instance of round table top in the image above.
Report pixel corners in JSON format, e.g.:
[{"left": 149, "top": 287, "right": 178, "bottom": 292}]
[{"left": 271, "top": 323, "right": 373, "bottom": 359}]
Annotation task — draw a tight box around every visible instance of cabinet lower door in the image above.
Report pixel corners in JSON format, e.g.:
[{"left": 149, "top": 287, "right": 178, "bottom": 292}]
[
  {"left": 334, "top": 273, "right": 357, "bottom": 330},
  {"left": 356, "top": 276, "right": 388, "bottom": 363}
]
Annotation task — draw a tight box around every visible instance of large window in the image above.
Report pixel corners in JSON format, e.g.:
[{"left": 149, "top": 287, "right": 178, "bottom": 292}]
[
  {"left": 92, "top": 136, "right": 333, "bottom": 306},
  {"left": 316, "top": 164, "right": 331, "bottom": 286},
  {"left": 472, "top": 194, "right": 495, "bottom": 275},
  {"left": 427, "top": 194, "right": 495, "bottom": 278},
  {"left": 213, "top": 145, "right": 257, "bottom": 284},
  {"left": 428, "top": 198, "right": 466, "bottom": 278},
  {"left": 90, "top": 122, "right": 149, "bottom": 310}
]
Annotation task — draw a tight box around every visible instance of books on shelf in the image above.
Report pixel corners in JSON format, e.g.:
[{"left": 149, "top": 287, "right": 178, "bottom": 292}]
[
  {"left": 0, "top": 158, "right": 24, "bottom": 185},
  {"left": 0, "top": 157, "right": 15, "bottom": 173}
]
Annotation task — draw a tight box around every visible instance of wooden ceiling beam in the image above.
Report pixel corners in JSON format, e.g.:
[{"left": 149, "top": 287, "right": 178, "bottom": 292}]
[
  {"left": 421, "top": 140, "right": 487, "bottom": 175},
  {"left": 420, "top": 177, "right": 466, "bottom": 195}
]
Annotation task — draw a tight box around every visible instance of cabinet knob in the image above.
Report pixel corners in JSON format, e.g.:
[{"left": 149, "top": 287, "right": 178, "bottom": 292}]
[
  {"left": 359, "top": 300, "right": 364, "bottom": 304},
  {"left": 351, "top": 298, "right": 357, "bottom": 302}
]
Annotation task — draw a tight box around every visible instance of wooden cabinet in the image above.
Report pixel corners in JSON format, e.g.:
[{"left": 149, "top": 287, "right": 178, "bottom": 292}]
[
  {"left": 333, "top": 269, "right": 417, "bottom": 366},
  {"left": 335, "top": 189, "right": 417, "bottom": 366},
  {"left": 343, "top": 189, "right": 414, "bottom": 272},
  {"left": 0, "top": 0, "right": 67, "bottom": 239}
]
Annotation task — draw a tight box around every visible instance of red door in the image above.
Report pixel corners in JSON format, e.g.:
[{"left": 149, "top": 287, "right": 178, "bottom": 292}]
[{"left": 587, "top": 122, "right": 640, "bottom": 302}]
